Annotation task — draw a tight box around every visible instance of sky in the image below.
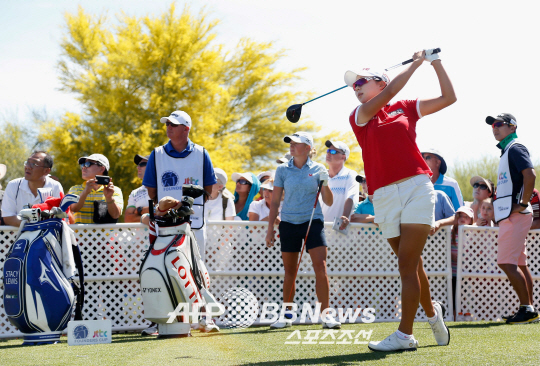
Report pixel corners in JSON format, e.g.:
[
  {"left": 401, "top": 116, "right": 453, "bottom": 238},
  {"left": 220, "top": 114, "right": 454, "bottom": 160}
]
[{"left": 1, "top": 0, "right": 539, "bottom": 170}]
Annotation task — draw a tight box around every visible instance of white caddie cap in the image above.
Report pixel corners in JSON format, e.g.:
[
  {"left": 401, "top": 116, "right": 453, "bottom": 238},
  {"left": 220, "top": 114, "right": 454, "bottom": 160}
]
[
  {"left": 344, "top": 68, "right": 390, "bottom": 87},
  {"left": 231, "top": 172, "right": 254, "bottom": 184},
  {"left": 160, "top": 110, "right": 192, "bottom": 127},
  {"left": 283, "top": 131, "right": 314, "bottom": 148},
  {"left": 214, "top": 168, "right": 228, "bottom": 185},
  {"left": 78, "top": 154, "right": 110, "bottom": 170},
  {"left": 325, "top": 140, "right": 350, "bottom": 160}
]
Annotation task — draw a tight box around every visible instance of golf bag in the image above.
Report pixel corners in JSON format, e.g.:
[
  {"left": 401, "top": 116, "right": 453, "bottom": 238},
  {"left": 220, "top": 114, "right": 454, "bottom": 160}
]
[
  {"left": 3, "top": 196, "right": 84, "bottom": 345},
  {"left": 139, "top": 185, "right": 219, "bottom": 332}
]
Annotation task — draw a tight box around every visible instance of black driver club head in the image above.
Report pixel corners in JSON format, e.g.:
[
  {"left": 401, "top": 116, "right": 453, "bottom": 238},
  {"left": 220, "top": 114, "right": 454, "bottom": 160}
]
[{"left": 286, "top": 104, "right": 303, "bottom": 123}]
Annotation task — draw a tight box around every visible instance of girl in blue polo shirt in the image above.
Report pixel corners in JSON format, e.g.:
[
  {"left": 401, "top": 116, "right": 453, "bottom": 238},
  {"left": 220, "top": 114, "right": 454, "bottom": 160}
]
[{"left": 265, "top": 131, "right": 340, "bottom": 329}]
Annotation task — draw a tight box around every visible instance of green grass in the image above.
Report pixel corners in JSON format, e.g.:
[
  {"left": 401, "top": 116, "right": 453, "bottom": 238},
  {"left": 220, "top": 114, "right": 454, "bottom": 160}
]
[{"left": 1, "top": 322, "right": 540, "bottom": 366}]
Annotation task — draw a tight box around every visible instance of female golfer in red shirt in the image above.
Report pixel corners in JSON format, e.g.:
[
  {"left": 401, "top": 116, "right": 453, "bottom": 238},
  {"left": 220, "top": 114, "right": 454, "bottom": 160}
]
[{"left": 346, "top": 50, "right": 456, "bottom": 352}]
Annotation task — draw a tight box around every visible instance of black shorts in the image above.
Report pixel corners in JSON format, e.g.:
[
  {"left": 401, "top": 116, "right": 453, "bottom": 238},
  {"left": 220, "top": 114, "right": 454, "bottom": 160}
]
[{"left": 279, "top": 219, "right": 327, "bottom": 253}]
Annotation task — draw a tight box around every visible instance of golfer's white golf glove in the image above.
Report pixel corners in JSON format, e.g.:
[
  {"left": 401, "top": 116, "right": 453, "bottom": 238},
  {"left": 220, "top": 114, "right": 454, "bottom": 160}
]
[
  {"left": 424, "top": 48, "right": 440, "bottom": 63},
  {"left": 319, "top": 170, "right": 329, "bottom": 186}
]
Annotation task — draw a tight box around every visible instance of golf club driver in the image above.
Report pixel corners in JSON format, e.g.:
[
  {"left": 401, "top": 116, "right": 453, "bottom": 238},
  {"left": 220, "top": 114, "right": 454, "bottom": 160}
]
[
  {"left": 286, "top": 48, "right": 441, "bottom": 123},
  {"left": 286, "top": 181, "right": 324, "bottom": 306}
]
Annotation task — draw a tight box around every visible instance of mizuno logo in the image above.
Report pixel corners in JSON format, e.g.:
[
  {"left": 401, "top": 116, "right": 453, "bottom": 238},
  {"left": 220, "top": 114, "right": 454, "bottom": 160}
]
[{"left": 39, "top": 259, "right": 59, "bottom": 291}]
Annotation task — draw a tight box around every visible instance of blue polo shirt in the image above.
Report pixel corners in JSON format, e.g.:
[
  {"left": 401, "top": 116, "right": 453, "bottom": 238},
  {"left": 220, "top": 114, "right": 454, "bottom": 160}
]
[
  {"left": 354, "top": 197, "right": 374, "bottom": 215},
  {"left": 274, "top": 158, "right": 326, "bottom": 224},
  {"left": 434, "top": 190, "right": 455, "bottom": 221},
  {"left": 143, "top": 140, "right": 217, "bottom": 188},
  {"left": 433, "top": 174, "right": 463, "bottom": 210}
]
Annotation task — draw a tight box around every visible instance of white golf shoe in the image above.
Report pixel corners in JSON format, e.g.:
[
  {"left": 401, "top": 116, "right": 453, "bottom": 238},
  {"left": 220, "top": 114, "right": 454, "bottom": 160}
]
[
  {"left": 270, "top": 319, "right": 292, "bottom": 329},
  {"left": 199, "top": 318, "right": 220, "bottom": 333},
  {"left": 429, "top": 301, "right": 450, "bottom": 346},
  {"left": 322, "top": 317, "right": 341, "bottom": 329},
  {"left": 368, "top": 332, "right": 418, "bottom": 352}
]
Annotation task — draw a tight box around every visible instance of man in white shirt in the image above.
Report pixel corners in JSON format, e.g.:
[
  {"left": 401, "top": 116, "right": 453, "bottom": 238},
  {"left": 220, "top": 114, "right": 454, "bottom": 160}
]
[
  {"left": 320, "top": 140, "right": 359, "bottom": 226},
  {"left": 1, "top": 151, "right": 64, "bottom": 226}
]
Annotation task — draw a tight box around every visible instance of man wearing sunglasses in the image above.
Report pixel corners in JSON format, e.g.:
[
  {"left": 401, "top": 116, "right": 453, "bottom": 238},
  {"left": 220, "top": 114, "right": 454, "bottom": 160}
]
[
  {"left": 1, "top": 151, "right": 64, "bottom": 227},
  {"left": 486, "top": 113, "right": 538, "bottom": 324},
  {"left": 320, "top": 140, "right": 359, "bottom": 231},
  {"left": 143, "top": 110, "right": 217, "bottom": 261},
  {"left": 125, "top": 154, "right": 151, "bottom": 223}
]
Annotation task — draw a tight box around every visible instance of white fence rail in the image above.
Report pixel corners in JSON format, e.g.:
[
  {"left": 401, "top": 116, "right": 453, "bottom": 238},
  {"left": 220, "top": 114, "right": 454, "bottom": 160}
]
[
  {"left": 456, "top": 225, "right": 540, "bottom": 321},
  {"left": 4, "top": 221, "right": 516, "bottom": 339}
]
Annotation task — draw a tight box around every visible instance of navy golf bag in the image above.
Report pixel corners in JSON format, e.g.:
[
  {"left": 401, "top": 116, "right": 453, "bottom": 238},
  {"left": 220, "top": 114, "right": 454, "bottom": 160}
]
[{"left": 3, "top": 218, "right": 84, "bottom": 345}]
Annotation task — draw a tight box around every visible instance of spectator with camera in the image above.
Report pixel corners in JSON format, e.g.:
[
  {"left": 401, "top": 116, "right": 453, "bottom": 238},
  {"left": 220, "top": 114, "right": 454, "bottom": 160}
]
[
  {"left": 68, "top": 154, "right": 123, "bottom": 224},
  {"left": 125, "top": 154, "right": 151, "bottom": 223},
  {"left": 2, "top": 151, "right": 64, "bottom": 227}
]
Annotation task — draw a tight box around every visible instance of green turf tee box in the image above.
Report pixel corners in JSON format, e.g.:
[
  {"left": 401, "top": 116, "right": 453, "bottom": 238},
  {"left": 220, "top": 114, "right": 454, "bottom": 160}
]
[{"left": 67, "top": 320, "right": 112, "bottom": 346}]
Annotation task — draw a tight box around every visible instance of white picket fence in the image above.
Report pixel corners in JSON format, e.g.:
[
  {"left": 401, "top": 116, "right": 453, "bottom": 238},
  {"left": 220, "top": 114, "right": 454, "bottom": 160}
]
[{"left": 0, "top": 222, "right": 536, "bottom": 338}]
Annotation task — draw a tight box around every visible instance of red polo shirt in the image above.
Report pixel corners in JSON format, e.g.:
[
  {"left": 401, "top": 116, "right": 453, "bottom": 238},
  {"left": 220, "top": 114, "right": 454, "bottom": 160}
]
[{"left": 349, "top": 99, "right": 432, "bottom": 195}]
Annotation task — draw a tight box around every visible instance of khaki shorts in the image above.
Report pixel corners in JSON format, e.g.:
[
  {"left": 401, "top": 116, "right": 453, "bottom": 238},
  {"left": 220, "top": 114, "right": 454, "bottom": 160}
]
[
  {"left": 497, "top": 212, "right": 532, "bottom": 265},
  {"left": 373, "top": 174, "right": 435, "bottom": 239}
]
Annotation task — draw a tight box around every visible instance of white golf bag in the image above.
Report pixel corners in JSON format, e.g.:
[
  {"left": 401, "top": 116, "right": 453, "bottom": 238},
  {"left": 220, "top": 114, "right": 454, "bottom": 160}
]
[{"left": 139, "top": 185, "right": 220, "bottom": 336}]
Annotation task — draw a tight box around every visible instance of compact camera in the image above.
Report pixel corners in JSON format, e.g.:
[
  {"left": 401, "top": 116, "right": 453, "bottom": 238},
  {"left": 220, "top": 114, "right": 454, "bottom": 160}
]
[{"left": 95, "top": 175, "right": 111, "bottom": 185}]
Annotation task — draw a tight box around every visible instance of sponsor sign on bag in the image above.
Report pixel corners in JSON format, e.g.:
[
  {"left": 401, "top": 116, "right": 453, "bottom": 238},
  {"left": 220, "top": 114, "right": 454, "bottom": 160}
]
[{"left": 67, "top": 320, "right": 112, "bottom": 346}]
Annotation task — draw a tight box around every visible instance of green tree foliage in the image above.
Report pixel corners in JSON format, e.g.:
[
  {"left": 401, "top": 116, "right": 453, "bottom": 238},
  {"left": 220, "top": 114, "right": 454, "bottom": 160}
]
[
  {"left": 0, "top": 121, "right": 34, "bottom": 189},
  {"left": 40, "top": 4, "right": 318, "bottom": 199}
]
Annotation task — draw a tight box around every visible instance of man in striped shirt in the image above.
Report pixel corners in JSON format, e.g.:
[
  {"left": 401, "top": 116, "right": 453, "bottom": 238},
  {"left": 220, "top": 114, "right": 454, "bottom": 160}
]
[{"left": 68, "top": 154, "right": 123, "bottom": 224}]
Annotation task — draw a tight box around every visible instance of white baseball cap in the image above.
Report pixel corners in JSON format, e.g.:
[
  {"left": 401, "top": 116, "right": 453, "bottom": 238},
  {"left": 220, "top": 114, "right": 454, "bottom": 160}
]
[
  {"left": 325, "top": 140, "right": 350, "bottom": 160},
  {"left": 344, "top": 68, "right": 390, "bottom": 87},
  {"left": 231, "top": 172, "right": 254, "bottom": 184},
  {"left": 78, "top": 154, "right": 110, "bottom": 170},
  {"left": 283, "top": 131, "right": 314, "bottom": 148},
  {"left": 257, "top": 170, "right": 275, "bottom": 182},
  {"left": 160, "top": 110, "right": 192, "bottom": 127},
  {"left": 261, "top": 180, "right": 274, "bottom": 191},
  {"left": 214, "top": 168, "right": 228, "bottom": 185},
  {"left": 276, "top": 153, "right": 292, "bottom": 164},
  {"left": 421, "top": 148, "right": 447, "bottom": 175}
]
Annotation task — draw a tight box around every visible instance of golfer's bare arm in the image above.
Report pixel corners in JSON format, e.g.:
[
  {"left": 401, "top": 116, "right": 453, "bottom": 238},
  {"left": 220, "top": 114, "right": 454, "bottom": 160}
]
[
  {"left": 418, "top": 60, "right": 457, "bottom": 117},
  {"left": 356, "top": 51, "right": 425, "bottom": 125},
  {"left": 321, "top": 185, "right": 333, "bottom": 206}
]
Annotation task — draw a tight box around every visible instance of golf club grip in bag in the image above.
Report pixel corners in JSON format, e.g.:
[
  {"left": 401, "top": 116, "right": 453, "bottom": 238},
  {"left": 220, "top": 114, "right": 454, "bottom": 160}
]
[
  {"left": 3, "top": 219, "right": 84, "bottom": 345},
  {"left": 139, "top": 221, "right": 210, "bottom": 324}
]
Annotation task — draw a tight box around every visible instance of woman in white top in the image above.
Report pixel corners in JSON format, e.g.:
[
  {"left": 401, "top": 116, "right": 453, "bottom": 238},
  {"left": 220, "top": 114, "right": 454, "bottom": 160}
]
[
  {"left": 205, "top": 168, "right": 236, "bottom": 220},
  {"left": 249, "top": 179, "right": 280, "bottom": 224}
]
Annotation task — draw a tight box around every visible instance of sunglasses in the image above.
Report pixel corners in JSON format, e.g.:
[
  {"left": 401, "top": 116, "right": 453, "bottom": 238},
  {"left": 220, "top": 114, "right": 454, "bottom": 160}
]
[
  {"left": 236, "top": 179, "right": 251, "bottom": 185},
  {"left": 165, "top": 121, "right": 181, "bottom": 127},
  {"left": 138, "top": 162, "right": 148, "bottom": 167},
  {"left": 353, "top": 77, "right": 380, "bottom": 88},
  {"left": 327, "top": 149, "right": 344, "bottom": 155},
  {"left": 491, "top": 121, "right": 510, "bottom": 129},
  {"left": 80, "top": 161, "right": 102, "bottom": 169},
  {"left": 24, "top": 160, "right": 47, "bottom": 169},
  {"left": 473, "top": 183, "right": 489, "bottom": 190},
  {"left": 422, "top": 155, "right": 432, "bottom": 160}
]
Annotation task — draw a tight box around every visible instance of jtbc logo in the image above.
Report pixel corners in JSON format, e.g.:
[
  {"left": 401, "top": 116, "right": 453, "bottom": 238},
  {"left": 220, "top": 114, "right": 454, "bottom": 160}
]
[
  {"left": 170, "top": 257, "right": 199, "bottom": 304},
  {"left": 183, "top": 177, "right": 199, "bottom": 185},
  {"left": 93, "top": 330, "right": 108, "bottom": 338}
]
